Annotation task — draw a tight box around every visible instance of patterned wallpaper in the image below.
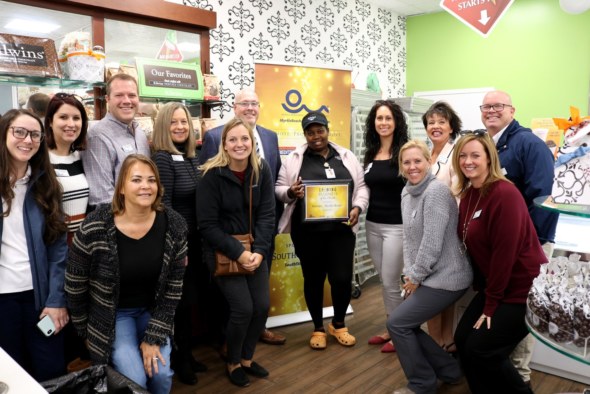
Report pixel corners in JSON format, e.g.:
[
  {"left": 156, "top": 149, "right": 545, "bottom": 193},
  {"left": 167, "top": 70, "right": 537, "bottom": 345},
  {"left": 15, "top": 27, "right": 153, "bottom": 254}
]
[{"left": 167, "top": 0, "right": 406, "bottom": 119}]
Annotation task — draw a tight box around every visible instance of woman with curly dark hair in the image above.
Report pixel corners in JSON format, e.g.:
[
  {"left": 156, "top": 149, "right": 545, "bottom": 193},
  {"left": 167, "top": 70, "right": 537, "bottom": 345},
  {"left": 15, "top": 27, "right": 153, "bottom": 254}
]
[
  {"left": 363, "top": 100, "right": 409, "bottom": 353},
  {"left": 0, "top": 109, "right": 68, "bottom": 381}
]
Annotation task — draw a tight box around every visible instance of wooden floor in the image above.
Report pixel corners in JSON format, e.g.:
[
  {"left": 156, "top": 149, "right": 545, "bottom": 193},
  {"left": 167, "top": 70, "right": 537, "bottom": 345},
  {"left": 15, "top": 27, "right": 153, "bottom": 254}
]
[{"left": 172, "top": 277, "right": 588, "bottom": 393}]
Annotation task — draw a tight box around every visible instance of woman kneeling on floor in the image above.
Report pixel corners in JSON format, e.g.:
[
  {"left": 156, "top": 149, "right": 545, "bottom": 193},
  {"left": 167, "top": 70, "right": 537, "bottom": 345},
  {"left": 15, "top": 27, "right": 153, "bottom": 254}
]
[{"left": 388, "top": 141, "right": 472, "bottom": 394}]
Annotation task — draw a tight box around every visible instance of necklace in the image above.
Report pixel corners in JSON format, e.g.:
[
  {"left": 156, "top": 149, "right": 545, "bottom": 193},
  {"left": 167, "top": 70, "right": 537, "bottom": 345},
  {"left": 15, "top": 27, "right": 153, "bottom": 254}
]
[{"left": 461, "top": 188, "right": 482, "bottom": 254}]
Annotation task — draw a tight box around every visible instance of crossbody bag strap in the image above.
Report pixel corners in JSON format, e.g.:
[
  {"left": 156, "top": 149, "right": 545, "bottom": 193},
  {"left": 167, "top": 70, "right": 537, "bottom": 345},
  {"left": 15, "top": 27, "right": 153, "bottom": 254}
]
[{"left": 248, "top": 169, "right": 254, "bottom": 236}]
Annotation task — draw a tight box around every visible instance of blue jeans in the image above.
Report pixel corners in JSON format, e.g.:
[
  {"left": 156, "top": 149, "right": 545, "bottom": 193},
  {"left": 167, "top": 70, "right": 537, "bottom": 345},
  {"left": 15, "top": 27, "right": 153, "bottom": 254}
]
[{"left": 111, "top": 308, "right": 173, "bottom": 394}]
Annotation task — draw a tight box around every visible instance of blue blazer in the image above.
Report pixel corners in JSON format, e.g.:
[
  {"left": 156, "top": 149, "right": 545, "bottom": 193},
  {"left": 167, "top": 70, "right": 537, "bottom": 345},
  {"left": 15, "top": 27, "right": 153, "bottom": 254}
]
[{"left": 199, "top": 124, "right": 281, "bottom": 183}]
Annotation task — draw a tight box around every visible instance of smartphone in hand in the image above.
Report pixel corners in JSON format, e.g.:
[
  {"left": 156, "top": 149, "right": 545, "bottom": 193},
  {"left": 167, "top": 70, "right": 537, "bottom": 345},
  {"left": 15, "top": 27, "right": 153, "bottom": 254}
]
[{"left": 36, "top": 315, "right": 56, "bottom": 337}]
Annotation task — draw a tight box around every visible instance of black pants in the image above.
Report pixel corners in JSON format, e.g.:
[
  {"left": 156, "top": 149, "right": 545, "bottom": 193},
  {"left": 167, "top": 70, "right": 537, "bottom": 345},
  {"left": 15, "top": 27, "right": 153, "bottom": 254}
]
[
  {"left": 0, "top": 290, "right": 65, "bottom": 381},
  {"left": 290, "top": 227, "right": 355, "bottom": 329},
  {"left": 454, "top": 291, "right": 533, "bottom": 394},
  {"left": 173, "top": 235, "right": 201, "bottom": 358}
]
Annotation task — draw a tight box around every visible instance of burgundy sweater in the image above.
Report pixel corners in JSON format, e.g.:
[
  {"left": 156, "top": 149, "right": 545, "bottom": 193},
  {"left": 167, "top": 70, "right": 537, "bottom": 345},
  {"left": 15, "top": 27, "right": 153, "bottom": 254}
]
[{"left": 458, "top": 180, "right": 546, "bottom": 317}]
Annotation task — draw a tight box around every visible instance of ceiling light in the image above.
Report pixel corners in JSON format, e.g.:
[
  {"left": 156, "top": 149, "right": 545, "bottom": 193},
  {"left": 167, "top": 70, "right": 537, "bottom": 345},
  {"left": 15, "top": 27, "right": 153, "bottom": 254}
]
[{"left": 4, "top": 18, "right": 61, "bottom": 34}]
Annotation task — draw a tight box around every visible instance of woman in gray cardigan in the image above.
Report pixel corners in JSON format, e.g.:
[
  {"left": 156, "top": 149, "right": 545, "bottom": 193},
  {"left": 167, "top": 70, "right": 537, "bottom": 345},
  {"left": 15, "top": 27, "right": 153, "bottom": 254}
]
[{"left": 387, "top": 140, "right": 472, "bottom": 394}]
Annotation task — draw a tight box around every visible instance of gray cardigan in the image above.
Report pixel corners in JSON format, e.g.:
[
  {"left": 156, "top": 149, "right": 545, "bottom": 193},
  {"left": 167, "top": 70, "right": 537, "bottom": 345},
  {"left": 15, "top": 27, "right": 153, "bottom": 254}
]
[{"left": 401, "top": 172, "right": 472, "bottom": 291}]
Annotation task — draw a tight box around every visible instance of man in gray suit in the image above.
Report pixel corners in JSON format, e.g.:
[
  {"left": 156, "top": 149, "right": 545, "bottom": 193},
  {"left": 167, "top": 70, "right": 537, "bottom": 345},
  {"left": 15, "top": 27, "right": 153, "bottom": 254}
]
[{"left": 200, "top": 88, "right": 286, "bottom": 345}]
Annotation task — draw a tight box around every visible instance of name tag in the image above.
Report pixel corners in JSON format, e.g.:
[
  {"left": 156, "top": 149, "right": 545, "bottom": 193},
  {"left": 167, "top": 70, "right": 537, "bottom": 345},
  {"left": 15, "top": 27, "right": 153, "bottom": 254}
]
[
  {"left": 501, "top": 167, "right": 508, "bottom": 175},
  {"left": 54, "top": 169, "right": 69, "bottom": 177},
  {"left": 171, "top": 154, "right": 184, "bottom": 162},
  {"left": 325, "top": 168, "right": 336, "bottom": 179},
  {"left": 121, "top": 144, "right": 134, "bottom": 153},
  {"left": 438, "top": 155, "right": 449, "bottom": 164},
  {"left": 364, "top": 162, "right": 373, "bottom": 174},
  {"left": 411, "top": 210, "right": 416, "bottom": 218},
  {"left": 473, "top": 209, "right": 482, "bottom": 219}
]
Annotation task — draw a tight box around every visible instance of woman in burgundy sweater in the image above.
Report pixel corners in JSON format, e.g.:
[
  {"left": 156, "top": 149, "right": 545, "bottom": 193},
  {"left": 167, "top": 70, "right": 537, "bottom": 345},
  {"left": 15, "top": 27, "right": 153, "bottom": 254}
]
[{"left": 452, "top": 131, "right": 545, "bottom": 394}]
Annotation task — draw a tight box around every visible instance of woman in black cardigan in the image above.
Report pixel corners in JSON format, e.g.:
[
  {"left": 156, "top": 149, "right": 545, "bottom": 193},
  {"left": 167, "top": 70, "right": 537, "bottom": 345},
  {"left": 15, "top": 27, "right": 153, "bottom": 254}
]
[
  {"left": 197, "top": 117, "right": 275, "bottom": 387},
  {"left": 66, "top": 154, "right": 187, "bottom": 394},
  {"left": 152, "top": 102, "right": 205, "bottom": 385}
]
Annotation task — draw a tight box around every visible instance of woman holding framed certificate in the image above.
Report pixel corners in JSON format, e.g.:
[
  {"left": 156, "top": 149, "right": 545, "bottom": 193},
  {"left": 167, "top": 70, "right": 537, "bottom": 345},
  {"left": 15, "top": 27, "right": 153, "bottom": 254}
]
[
  {"left": 276, "top": 111, "right": 369, "bottom": 350},
  {"left": 363, "top": 99, "right": 409, "bottom": 353}
]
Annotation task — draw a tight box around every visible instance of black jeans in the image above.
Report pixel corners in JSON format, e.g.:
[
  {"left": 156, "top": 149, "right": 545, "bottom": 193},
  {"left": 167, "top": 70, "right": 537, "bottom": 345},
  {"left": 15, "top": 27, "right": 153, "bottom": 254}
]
[
  {"left": 454, "top": 291, "right": 533, "bottom": 394},
  {"left": 214, "top": 257, "right": 270, "bottom": 364},
  {"left": 290, "top": 226, "right": 355, "bottom": 329}
]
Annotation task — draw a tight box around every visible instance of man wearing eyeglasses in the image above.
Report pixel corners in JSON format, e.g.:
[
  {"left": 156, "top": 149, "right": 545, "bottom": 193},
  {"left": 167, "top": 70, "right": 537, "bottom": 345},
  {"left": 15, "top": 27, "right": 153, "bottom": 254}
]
[
  {"left": 200, "top": 88, "right": 286, "bottom": 346},
  {"left": 480, "top": 90, "right": 558, "bottom": 387},
  {"left": 82, "top": 74, "right": 150, "bottom": 209}
]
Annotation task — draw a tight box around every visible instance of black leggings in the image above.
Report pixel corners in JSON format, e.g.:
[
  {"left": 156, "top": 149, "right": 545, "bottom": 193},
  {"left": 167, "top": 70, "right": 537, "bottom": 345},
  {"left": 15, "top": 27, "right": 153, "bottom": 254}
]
[
  {"left": 454, "top": 291, "right": 532, "bottom": 394},
  {"left": 290, "top": 227, "right": 355, "bottom": 329}
]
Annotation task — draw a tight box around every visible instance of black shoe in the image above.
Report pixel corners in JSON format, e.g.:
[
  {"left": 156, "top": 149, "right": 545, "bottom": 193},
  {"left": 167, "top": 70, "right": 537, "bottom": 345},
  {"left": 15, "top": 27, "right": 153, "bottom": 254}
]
[
  {"left": 189, "top": 356, "right": 208, "bottom": 373},
  {"left": 242, "top": 361, "right": 269, "bottom": 378},
  {"left": 227, "top": 367, "right": 250, "bottom": 387},
  {"left": 175, "top": 358, "right": 197, "bottom": 385}
]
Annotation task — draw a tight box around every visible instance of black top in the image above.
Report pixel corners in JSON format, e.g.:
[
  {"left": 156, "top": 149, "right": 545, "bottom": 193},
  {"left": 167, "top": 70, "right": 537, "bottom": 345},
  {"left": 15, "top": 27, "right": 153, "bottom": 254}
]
[
  {"left": 196, "top": 161, "right": 276, "bottom": 264},
  {"left": 152, "top": 147, "right": 199, "bottom": 233},
  {"left": 293, "top": 145, "right": 353, "bottom": 232},
  {"left": 117, "top": 211, "right": 167, "bottom": 308},
  {"left": 364, "top": 159, "right": 404, "bottom": 224}
]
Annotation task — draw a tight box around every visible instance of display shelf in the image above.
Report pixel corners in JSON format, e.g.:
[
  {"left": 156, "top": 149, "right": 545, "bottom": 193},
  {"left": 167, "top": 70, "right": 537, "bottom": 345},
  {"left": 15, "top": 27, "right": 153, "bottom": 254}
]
[
  {"left": 0, "top": 72, "right": 104, "bottom": 90},
  {"left": 534, "top": 195, "right": 590, "bottom": 218},
  {"left": 139, "top": 97, "right": 227, "bottom": 108},
  {"left": 526, "top": 299, "right": 590, "bottom": 365}
]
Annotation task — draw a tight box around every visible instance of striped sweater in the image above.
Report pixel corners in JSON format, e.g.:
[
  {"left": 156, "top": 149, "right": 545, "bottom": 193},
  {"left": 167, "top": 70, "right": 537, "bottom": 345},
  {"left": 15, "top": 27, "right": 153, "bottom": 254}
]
[
  {"left": 65, "top": 205, "right": 187, "bottom": 364},
  {"left": 50, "top": 151, "right": 89, "bottom": 234}
]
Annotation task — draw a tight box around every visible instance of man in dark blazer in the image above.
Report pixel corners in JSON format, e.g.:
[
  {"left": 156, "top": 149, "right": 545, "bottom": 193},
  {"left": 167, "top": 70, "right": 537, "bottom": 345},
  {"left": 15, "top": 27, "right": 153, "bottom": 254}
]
[{"left": 200, "top": 88, "right": 286, "bottom": 345}]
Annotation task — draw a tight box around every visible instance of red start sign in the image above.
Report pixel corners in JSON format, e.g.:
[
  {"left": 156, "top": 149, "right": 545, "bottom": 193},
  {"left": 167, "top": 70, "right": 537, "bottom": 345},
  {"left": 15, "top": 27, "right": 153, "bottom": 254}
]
[{"left": 440, "top": 0, "right": 515, "bottom": 37}]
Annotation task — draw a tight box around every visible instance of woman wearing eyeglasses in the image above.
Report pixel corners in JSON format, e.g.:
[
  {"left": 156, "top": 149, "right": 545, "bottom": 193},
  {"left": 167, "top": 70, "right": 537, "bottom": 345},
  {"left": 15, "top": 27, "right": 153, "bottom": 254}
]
[
  {"left": 421, "top": 101, "right": 463, "bottom": 354},
  {"left": 45, "top": 93, "right": 90, "bottom": 244},
  {"left": 0, "top": 109, "right": 69, "bottom": 381},
  {"left": 452, "top": 131, "right": 544, "bottom": 394}
]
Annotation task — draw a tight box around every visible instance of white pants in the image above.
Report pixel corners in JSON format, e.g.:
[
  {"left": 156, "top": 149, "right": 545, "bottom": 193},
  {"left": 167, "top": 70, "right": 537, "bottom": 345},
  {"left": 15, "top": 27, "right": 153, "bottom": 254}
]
[{"left": 365, "top": 221, "right": 404, "bottom": 315}]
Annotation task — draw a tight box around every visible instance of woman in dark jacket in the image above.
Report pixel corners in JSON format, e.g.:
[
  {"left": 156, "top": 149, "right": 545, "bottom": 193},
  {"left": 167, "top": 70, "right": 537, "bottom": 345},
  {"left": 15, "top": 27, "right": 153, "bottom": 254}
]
[{"left": 197, "top": 117, "right": 275, "bottom": 387}]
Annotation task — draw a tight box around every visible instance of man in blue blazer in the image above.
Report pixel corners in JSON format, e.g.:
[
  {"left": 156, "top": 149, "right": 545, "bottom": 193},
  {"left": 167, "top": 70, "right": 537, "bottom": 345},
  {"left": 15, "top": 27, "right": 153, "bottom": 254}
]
[{"left": 199, "top": 88, "right": 286, "bottom": 345}]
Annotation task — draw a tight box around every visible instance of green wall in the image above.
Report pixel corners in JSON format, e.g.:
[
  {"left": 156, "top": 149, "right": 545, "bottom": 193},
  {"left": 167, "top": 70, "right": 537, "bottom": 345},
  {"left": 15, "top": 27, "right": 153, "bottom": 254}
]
[{"left": 407, "top": 0, "right": 590, "bottom": 127}]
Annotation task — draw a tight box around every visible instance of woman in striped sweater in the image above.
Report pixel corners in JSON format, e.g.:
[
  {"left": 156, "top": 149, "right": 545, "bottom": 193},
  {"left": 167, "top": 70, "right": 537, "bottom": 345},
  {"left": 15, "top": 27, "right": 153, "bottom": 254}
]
[
  {"left": 152, "top": 102, "right": 205, "bottom": 385},
  {"left": 45, "top": 93, "right": 89, "bottom": 243}
]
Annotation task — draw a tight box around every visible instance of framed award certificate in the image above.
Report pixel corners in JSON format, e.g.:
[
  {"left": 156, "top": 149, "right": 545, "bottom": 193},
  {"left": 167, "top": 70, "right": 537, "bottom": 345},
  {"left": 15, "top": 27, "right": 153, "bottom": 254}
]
[{"left": 302, "top": 179, "right": 352, "bottom": 222}]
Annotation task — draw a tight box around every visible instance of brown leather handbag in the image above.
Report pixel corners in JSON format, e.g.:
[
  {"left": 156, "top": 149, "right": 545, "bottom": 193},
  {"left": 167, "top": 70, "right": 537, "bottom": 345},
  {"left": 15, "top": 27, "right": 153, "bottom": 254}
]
[{"left": 214, "top": 171, "right": 255, "bottom": 276}]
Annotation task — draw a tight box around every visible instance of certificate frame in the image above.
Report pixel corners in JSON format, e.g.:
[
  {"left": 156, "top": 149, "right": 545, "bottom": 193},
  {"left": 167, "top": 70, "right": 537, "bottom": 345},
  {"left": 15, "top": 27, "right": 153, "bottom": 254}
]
[{"left": 301, "top": 179, "right": 352, "bottom": 222}]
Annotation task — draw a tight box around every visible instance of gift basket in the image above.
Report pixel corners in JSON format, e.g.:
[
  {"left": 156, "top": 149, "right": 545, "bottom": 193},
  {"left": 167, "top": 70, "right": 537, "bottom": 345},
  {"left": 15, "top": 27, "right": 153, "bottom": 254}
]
[
  {"left": 526, "top": 254, "right": 590, "bottom": 360},
  {"left": 57, "top": 31, "right": 105, "bottom": 82},
  {"left": 551, "top": 107, "right": 590, "bottom": 206}
]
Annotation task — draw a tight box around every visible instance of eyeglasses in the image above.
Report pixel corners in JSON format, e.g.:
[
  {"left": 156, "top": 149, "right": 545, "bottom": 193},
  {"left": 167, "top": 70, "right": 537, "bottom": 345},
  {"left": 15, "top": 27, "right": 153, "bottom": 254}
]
[
  {"left": 459, "top": 129, "right": 487, "bottom": 136},
  {"left": 235, "top": 101, "right": 260, "bottom": 108},
  {"left": 479, "top": 103, "right": 512, "bottom": 112},
  {"left": 10, "top": 126, "right": 44, "bottom": 142}
]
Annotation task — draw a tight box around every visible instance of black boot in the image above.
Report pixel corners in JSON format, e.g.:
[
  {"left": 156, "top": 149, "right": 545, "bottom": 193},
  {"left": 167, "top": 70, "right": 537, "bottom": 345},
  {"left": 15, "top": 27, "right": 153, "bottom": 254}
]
[
  {"left": 173, "top": 352, "right": 197, "bottom": 385},
  {"left": 189, "top": 353, "right": 208, "bottom": 373}
]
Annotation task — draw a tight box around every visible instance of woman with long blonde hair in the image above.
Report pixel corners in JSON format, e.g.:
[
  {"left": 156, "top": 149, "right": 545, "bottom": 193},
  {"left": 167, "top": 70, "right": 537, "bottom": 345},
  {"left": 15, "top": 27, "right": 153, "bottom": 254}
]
[{"left": 197, "top": 117, "right": 275, "bottom": 387}]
